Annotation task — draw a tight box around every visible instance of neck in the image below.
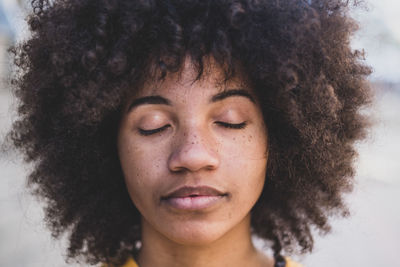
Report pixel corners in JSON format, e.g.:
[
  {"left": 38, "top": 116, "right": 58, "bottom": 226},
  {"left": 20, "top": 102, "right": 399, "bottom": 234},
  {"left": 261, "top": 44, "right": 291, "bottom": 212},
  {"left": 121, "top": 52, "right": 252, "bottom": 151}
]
[{"left": 137, "top": 214, "right": 272, "bottom": 267}]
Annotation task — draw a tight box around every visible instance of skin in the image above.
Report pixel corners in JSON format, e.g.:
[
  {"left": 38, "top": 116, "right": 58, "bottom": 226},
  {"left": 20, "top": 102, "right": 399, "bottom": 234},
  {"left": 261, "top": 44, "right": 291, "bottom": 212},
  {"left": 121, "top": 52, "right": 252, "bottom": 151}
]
[{"left": 117, "top": 58, "right": 272, "bottom": 267}]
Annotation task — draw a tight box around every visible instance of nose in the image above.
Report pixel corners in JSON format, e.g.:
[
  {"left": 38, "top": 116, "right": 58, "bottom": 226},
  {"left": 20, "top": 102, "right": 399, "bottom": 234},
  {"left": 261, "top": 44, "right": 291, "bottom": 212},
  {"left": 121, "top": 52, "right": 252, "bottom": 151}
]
[{"left": 168, "top": 130, "right": 220, "bottom": 173}]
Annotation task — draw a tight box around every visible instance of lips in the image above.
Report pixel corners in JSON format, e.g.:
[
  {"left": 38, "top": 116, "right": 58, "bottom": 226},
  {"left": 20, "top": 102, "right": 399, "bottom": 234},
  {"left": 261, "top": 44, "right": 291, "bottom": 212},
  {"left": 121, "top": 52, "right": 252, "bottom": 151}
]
[
  {"left": 161, "top": 186, "right": 228, "bottom": 211},
  {"left": 162, "top": 186, "right": 227, "bottom": 199}
]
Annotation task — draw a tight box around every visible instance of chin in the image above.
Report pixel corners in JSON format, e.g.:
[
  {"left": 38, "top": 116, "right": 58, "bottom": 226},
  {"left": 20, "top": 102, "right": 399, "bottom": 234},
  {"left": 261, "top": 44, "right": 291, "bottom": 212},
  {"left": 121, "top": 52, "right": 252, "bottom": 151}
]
[{"left": 163, "top": 222, "right": 229, "bottom": 246}]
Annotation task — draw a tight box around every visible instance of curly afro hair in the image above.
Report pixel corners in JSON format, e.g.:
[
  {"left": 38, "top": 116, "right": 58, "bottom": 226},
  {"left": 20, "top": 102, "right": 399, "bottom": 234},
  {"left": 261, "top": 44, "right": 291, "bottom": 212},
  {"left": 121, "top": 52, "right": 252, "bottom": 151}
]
[{"left": 8, "top": 0, "right": 371, "bottom": 265}]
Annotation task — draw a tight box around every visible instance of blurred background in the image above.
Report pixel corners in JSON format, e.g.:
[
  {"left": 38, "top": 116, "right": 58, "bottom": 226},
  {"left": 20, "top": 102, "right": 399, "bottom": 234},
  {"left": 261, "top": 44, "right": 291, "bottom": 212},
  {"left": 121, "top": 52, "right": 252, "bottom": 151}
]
[{"left": 0, "top": 0, "right": 399, "bottom": 266}]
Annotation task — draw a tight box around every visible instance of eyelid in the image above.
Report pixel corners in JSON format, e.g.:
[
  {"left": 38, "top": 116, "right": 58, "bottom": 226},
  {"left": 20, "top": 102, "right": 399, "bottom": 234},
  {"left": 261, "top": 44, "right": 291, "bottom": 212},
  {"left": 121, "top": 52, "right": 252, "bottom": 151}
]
[
  {"left": 138, "top": 121, "right": 247, "bottom": 136},
  {"left": 215, "top": 121, "right": 247, "bottom": 129},
  {"left": 138, "top": 124, "right": 171, "bottom": 136}
]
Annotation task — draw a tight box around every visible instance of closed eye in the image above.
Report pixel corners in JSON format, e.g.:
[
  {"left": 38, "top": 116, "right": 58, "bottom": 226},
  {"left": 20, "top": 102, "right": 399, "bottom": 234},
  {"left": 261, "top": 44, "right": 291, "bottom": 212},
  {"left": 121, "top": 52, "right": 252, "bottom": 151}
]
[
  {"left": 215, "top": 121, "right": 247, "bottom": 129},
  {"left": 138, "top": 122, "right": 247, "bottom": 136},
  {"left": 138, "top": 125, "right": 170, "bottom": 136}
]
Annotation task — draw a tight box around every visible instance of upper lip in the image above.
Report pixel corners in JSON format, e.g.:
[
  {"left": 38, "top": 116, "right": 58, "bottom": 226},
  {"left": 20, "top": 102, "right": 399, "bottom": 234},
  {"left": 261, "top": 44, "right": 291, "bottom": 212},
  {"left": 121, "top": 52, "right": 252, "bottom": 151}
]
[{"left": 161, "top": 186, "right": 227, "bottom": 199}]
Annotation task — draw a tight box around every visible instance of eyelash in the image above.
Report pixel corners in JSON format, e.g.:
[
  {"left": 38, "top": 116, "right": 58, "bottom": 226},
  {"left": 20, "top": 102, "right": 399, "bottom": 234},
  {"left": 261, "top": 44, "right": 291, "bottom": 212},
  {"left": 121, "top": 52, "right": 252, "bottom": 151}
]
[
  {"left": 138, "top": 124, "right": 171, "bottom": 136},
  {"left": 215, "top": 121, "right": 247, "bottom": 129},
  {"left": 138, "top": 121, "right": 247, "bottom": 136}
]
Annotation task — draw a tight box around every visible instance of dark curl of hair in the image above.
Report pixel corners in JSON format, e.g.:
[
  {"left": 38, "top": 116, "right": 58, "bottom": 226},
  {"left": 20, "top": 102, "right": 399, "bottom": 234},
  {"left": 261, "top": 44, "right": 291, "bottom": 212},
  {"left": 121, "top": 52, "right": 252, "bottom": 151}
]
[{"left": 8, "top": 0, "right": 371, "bottom": 265}]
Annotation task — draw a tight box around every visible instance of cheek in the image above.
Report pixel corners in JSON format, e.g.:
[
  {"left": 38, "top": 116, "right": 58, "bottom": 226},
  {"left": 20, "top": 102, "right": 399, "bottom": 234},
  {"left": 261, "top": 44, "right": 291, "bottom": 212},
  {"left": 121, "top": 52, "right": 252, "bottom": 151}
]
[
  {"left": 118, "top": 135, "right": 164, "bottom": 208},
  {"left": 219, "top": 126, "right": 268, "bottom": 197},
  {"left": 119, "top": 131, "right": 164, "bottom": 178},
  {"left": 220, "top": 125, "right": 268, "bottom": 166}
]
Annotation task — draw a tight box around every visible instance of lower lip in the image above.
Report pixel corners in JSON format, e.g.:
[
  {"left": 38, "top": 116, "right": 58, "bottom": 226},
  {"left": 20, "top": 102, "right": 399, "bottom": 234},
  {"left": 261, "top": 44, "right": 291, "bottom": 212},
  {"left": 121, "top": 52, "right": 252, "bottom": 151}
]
[{"left": 162, "top": 195, "right": 226, "bottom": 211}]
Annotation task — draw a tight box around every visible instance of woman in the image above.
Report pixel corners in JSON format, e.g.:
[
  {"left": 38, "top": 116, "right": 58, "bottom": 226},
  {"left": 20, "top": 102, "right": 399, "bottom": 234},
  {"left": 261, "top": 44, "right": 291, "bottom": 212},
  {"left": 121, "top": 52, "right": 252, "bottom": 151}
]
[{"left": 8, "top": 0, "right": 371, "bottom": 266}]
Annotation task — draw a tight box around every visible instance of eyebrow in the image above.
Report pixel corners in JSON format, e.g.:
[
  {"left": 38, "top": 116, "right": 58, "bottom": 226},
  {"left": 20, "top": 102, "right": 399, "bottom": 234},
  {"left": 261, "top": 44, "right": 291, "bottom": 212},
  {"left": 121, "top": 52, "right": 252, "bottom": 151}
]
[
  {"left": 127, "top": 95, "right": 171, "bottom": 112},
  {"left": 210, "top": 89, "right": 255, "bottom": 103},
  {"left": 127, "top": 88, "right": 255, "bottom": 112}
]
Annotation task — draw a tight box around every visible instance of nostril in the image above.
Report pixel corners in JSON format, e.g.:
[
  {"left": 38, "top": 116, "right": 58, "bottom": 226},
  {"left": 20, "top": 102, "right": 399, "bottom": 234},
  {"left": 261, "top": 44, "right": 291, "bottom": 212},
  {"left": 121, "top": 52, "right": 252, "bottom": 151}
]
[
  {"left": 167, "top": 135, "right": 220, "bottom": 172},
  {"left": 170, "top": 166, "right": 186, "bottom": 174}
]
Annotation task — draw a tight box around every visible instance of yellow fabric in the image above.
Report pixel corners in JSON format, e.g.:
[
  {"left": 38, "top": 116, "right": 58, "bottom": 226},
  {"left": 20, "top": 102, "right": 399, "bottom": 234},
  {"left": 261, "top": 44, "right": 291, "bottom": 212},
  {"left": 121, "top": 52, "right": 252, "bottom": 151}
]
[
  {"left": 286, "top": 257, "right": 304, "bottom": 267},
  {"left": 116, "top": 256, "right": 303, "bottom": 267},
  {"left": 120, "top": 258, "right": 139, "bottom": 267},
  {"left": 100, "top": 258, "right": 138, "bottom": 267}
]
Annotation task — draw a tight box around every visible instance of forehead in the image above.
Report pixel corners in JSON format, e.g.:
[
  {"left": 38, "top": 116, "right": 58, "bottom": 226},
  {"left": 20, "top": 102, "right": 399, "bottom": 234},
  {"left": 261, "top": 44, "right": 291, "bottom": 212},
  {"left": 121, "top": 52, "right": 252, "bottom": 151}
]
[{"left": 135, "top": 57, "right": 250, "bottom": 98}]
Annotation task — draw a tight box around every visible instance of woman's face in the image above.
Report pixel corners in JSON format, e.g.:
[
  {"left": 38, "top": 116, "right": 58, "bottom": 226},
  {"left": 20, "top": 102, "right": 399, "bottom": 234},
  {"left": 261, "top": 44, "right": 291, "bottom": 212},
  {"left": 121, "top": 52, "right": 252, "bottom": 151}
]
[{"left": 117, "top": 59, "right": 268, "bottom": 246}]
